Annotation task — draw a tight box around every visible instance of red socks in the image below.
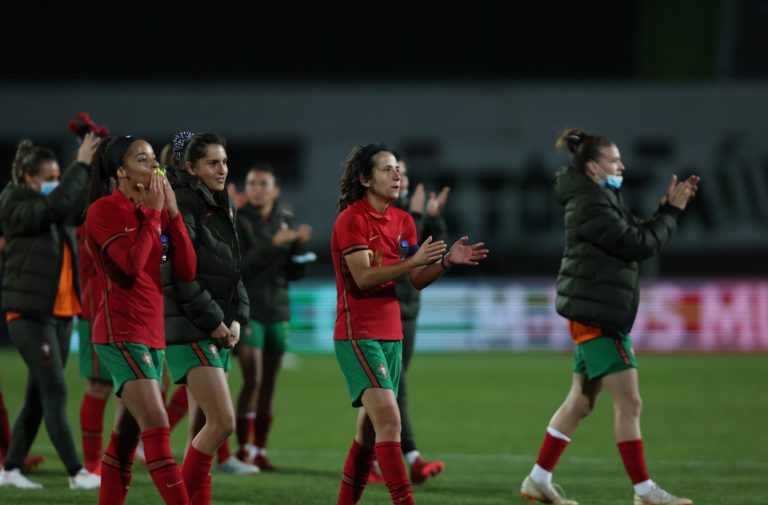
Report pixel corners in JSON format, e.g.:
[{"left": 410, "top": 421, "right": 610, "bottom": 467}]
[
  {"left": 191, "top": 475, "right": 212, "bottom": 505},
  {"left": 254, "top": 414, "right": 273, "bottom": 449},
  {"left": 99, "top": 431, "right": 139, "bottom": 505},
  {"left": 182, "top": 444, "right": 214, "bottom": 503},
  {"left": 618, "top": 439, "right": 650, "bottom": 484},
  {"left": 337, "top": 440, "right": 375, "bottom": 504},
  {"left": 81, "top": 393, "right": 108, "bottom": 472},
  {"left": 235, "top": 415, "right": 254, "bottom": 450},
  {"left": 142, "top": 427, "right": 189, "bottom": 505},
  {"left": 535, "top": 431, "right": 570, "bottom": 472},
  {"left": 0, "top": 393, "right": 10, "bottom": 460},
  {"left": 375, "top": 441, "right": 415, "bottom": 505},
  {"left": 167, "top": 386, "right": 189, "bottom": 430},
  {"left": 217, "top": 438, "right": 232, "bottom": 463}
]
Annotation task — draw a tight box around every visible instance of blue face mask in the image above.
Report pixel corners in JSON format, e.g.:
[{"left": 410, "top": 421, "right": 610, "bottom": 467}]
[
  {"left": 40, "top": 181, "right": 59, "bottom": 196},
  {"left": 599, "top": 174, "right": 623, "bottom": 190},
  {"left": 593, "top": 161, "right": 623, "bottom": 190}
]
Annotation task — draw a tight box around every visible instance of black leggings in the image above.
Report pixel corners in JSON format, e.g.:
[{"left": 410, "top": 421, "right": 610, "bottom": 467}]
[
  {"left": 5, "top": 316, "right": 82, "bottom": 476},
  {"left": 397, "top": 316, "right": 417, "bottom": 454}
]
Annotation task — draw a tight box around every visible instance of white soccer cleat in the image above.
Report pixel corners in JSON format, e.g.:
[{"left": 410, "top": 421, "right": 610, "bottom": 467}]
[
  {"left": 0, "top": 468, "right": 43, "bottom": 489},
  {"left": 634, "top": 483, "right": 692, "bottom": 505},
  {"left": 520, "top": 475, "right": 578, "bottom": 505},
  {"left": 69, "top": 468, "right": 101, "bottom": 490},
  {"left": 218, "top": 455, "right": 261, "bottom": 475}
]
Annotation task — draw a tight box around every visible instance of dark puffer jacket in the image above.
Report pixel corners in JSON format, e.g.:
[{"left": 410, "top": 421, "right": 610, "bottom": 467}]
[
  {"left": 553, "top": 165, "right": 680, "bottom": 333},
  {"left": 0, "top": 162, "right": 88, "bottom": 316},
  {"left": 392, "top": 198, "right": 448, "bottom": 320},
  {"left": 236, "top": 201, "right": 307, "bottom": 324},
  {"left": 163, "top": 171, "right": 249, "bottom": 343}
]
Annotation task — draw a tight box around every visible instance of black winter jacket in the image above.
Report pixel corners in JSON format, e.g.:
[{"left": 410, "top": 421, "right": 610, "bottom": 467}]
[
  {"left": 392, "top": 198, "right": 448, "bottom": 320},
  {"left": 236, "top": 201, "right": 307, "bottom": 324},
  {"left": 553, "top": 165, "right": 680, "bottom": 333},
  {"left": 0, "top": 161, "right": 88, "bottom": 317},
  {"left": 163, "top": 172, "right": 249, "bottom": 343}
]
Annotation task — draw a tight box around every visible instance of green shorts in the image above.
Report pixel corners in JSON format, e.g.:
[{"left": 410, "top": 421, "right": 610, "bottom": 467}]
[
  {"left": 77, "top": 319, "right": 112, "bottom": 382},
  {"left": 573, "top": 333, "right": 638, "bottom": 381},
  {"left": 242, "top": 320, "right": 290, "bottom": 354},
  {"left": 94, "top": 342, "right": 164, "bottom": 397},
  {"left": 334, "top": 339, "right": 402, "bottom": 407},
  {"left": 165, "top": 340, "right": 231, "bottom": 385}
]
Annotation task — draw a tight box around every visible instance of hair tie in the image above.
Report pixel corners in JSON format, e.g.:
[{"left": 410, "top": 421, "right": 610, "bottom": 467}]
[{"left": 172, "top": 130, "right": 194, "bottom": 160}]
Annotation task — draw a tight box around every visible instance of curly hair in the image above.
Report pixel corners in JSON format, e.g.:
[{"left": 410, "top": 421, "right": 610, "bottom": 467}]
[{"left": 337, "top": 143, "right": 391, "bottom": 212}]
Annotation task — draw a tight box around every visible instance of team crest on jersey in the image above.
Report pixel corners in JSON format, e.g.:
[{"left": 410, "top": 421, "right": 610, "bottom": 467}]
[
  {"left": 208, "top": 344, "right": 219, "bottom": 359},
  {"left": 378, "top": 363, "right": 387, "bottom": 377},
  {"left": 142, "top": 353, "right": 153, "bottom": 368},
  {"left": 41, "top": 342, "right": 51, "bottom": 357}
]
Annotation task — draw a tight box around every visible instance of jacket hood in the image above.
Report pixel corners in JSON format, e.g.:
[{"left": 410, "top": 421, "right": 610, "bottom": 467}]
[
  {"left": 0, "top": 182, "right": 14, "bottom": 211},
  {"left": 553, "top": 164, "right": 601, "bottom": 206}
]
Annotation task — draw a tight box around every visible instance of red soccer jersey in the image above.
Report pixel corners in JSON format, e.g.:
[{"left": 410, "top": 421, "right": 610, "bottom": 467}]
[
  {"left": 331, "top": 197, "right": 417, "bottom": 341},
  {"left": 77, "top": 225, "right": 100, "bottom": 321},
  {"left": 85, "top": 190, "right": 196, "bottom": 348}
]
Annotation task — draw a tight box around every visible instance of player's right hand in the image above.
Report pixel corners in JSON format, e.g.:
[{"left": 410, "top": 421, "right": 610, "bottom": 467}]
[{"left": 412, "top": 236, "right": 446, "bottom": 266}]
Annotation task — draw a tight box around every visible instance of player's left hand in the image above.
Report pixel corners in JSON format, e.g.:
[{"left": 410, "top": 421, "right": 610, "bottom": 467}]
[{"left": 445, "top": 236, "right": 489, "bottom": 268}]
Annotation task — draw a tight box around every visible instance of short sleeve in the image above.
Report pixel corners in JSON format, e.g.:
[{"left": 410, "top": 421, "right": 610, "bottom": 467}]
[{"left": 334, "top": 209, "right": 369, "bottom": 252}]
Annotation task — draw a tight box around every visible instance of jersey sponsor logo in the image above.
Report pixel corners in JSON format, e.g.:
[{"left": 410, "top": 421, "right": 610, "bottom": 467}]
[
  {"left": 378, "top": 363, "right": 387, "bottom": 378},
  {"left": 208, "top": 344, "right": 219, "bottom": 359},
  {"left": 142, "top": 353, "right": 154, "bottom": 368}
]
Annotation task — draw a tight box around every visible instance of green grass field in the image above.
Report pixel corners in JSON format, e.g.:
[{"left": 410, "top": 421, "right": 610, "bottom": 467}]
[{"left": 0, "top": 349, "right": 766, "bottom": 504}]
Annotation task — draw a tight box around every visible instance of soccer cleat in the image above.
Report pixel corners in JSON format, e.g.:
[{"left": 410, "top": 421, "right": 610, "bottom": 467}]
[
  {"left": 367, "top": 461, "right": 385, "bottom": 485},
  {"left": 520, "top": 475, "right": 577, "bottom": 505},
  {"left": 22, "top": 454, "right": 47, "bottom": 471},
  {"left": 218, "top": 455, "right": 261, "bottom": 475},
  {"left": 409, "top": 457, "right": 445, "bottom": 485},
  {"left": 69, "top": 468, "right": 101, "bottom": 490},
  {"left": 634, "top": 483, "right": 692, "bottom": 505},
  {"left": 0, "top": 468, "right": 43, "bottom": 489},
  {"left": 253, "top": 453, "right": 276, "bottom": 471}
]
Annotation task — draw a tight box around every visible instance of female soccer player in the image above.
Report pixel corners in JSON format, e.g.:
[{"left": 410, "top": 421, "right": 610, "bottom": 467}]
[
  {"left": 163, "top": 131, "right": 256, "bottom": 503},
  {"left": 519, "top": 129, "right": 699, "bottom": 505},
  {"left": 331, "top": 143, "right": 487, "bottom": 504},
  {"left": 0, "top": 135, "right": 101, "bottom": 490},
  {"left": 86, "top": 135, "right": 196, "bottom": 505},
  {"left": 235, "top": 164, "right": 312, "bottom": 470}
]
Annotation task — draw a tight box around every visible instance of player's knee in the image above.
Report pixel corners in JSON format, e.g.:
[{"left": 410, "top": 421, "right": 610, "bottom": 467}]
[
  {"left": 617, "top": 395, "right": 642, "bottom": 418},
  {"left": 209, "top": 410, "right": 236, "bottom": 438}
]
